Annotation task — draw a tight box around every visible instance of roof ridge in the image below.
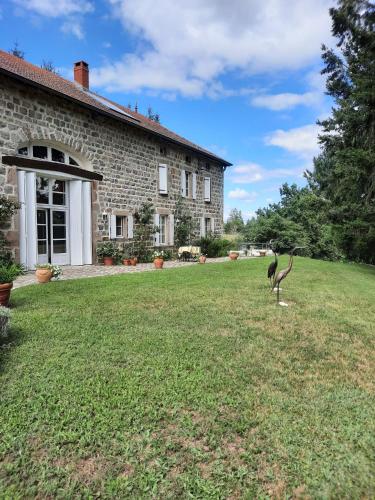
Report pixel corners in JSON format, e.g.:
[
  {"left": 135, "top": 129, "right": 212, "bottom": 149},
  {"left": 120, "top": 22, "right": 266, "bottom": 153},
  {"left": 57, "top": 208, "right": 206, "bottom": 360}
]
[{"left": 0, "top": 49, "right": 231, "bottom": 166}]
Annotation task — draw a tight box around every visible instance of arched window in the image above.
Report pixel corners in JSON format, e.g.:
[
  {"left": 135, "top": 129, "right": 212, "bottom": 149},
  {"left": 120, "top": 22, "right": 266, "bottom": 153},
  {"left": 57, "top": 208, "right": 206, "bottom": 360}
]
[{"left": 17, "top": 145, "right": 79, "bottom": 167}]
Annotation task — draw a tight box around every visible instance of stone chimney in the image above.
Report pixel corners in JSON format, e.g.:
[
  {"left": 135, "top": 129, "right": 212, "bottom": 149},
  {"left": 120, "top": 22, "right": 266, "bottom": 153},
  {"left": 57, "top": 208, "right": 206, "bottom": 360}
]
[{"left": 74, "top": 61, "right": 89, "bottom": 89}]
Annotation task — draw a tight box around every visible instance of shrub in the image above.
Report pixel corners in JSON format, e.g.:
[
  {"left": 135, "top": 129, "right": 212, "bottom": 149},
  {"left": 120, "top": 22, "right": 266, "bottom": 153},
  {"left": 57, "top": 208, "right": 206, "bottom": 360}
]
[
  {"left": 0, "top": 263, "right": 24, "bottom": 284},
  {"left": 195, "top": 236, "right": 232, "bottom": 258},
  {"left": 133, "top": 203, "right": 158, "bottom": 262},
  {"left": 0, "top": 305, "right": 10, "bottom": 337},
  {"left": 0, "top": 195, "right": 21, "bottom": 265},
  {"left": 96, "top": 241, "right": 120, "bottom": 260},
  {"left": 174, "top": 196, "right": 198, "bottom": 247}
]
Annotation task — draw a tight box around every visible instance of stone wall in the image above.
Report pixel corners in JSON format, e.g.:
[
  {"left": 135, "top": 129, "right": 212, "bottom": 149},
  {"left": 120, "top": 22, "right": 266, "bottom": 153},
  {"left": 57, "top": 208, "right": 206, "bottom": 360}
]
[{"left": 0, "top": 74, "right": 225, "bottom": 261}]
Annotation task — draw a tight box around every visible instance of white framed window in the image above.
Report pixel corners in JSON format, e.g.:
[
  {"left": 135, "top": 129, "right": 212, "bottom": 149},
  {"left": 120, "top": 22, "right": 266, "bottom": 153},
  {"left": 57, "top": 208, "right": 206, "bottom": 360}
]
[
  {"left": 181, "top": 170, "right": 192, "bottom": 198},
  {"left": 36, "top": 176, "right": 68, "bottom": 207},
  {"left": 159, "top": 214, "right": 168, "bottom": 245},
  {"left": 110, "top": 214, "right": 133, "bottom": 239},
  {"left": 116, "top": 216, "right": 128, "bottom": 238},
  {"left": 185, "top": 171, "right": 190, "bottom": 198},
  {"left": 201, "top": 216, "right": 214, "bottom": 237},
  {"left": 205, "top": 217, "right": 212, "bottom": 236},
  {"left": 204, "top": 177, "right": 211, "bottom": 202},
  {"left": 158, "top": 164, "right": 168, "bottom": 194},
  {"left": 154, "top": 213, "right": 174, "bottom": 246},
  {"left": 18, "top": 145, "right": 79, "bottom": 166}
]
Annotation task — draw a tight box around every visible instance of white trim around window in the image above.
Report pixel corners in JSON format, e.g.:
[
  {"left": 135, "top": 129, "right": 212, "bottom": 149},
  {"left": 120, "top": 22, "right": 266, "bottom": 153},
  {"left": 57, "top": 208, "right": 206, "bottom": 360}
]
[
  {"left": 155, "top": 210, "right": 173, "bottom": 246},
  {"left": 110, "top": 212, "right": 133, "bottom": 240}
]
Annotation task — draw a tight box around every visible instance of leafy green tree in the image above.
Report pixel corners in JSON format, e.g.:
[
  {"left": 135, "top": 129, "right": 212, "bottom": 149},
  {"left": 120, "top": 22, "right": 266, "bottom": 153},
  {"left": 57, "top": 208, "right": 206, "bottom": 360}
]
[
  {"left": 0, "top": 196, "right": 20, "bottom": 265},
  {"left": 133, "top": 202, "right": 158, "bottom": 262},
  {"left": 224, "top": 208, "right": 245, "bottom": 234},
  {"left": 242, "top": 183, "right": 340, "bottom": 258},
  {"left": 308, "top": 0, "right": 375, "bottom": 264},
  {"left": 174, "top": 196, "right": 197, "bottom": 247}
]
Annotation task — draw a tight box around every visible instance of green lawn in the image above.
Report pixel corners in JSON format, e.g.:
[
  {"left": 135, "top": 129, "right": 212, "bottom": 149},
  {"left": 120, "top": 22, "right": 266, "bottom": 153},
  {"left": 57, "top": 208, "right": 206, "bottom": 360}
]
[{"left": 1, "top": 258, "right": 375, "bottom": 498}]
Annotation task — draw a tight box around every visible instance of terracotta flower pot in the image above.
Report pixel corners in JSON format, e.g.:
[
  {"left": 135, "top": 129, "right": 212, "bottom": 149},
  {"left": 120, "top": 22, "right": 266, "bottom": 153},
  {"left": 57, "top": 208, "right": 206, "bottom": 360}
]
[
  {"left": 0, "top": 282, "right": 13, "bottom": 306},
  {"left": 198, "top": 255, "right": 206, "bottom": 264},
  {"left": 35, "top": 269, "right": 53, "bottom": 283},
  {"left": 123, "top": 259, "right": 131, "bottom": 266},
  {"left": 229, "top": 252, "right": 239, "bottom": 261},
  {"left": 103, "top": 257, "right": 114, "bottom": 266},
  {"left": 154, "top": 258, "right": 164, "bottom": 269},
  {"left": 130, "top": 257, "right": 138, "bottom": 266}
]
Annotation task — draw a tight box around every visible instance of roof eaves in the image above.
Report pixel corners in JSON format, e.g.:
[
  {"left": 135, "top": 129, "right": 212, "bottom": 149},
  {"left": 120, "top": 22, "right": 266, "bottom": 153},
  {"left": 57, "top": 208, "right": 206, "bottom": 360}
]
[{"left": 0, "top": 66, "right": 232, "bottom": 167}]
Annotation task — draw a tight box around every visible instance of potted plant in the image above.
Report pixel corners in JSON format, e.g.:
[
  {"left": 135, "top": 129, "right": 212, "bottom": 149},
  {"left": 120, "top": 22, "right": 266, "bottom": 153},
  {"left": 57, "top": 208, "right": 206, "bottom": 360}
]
[
  {"left": 35, "top": 264, "right": 62, "bottom": 283},
  {"left": 0, "top": 263, "right": 24, "bottom": 306},
  {"left": 97, "top": 241, "right": 119, "bottom": 266},
  {"left": 198, "top": 253, "right": 207, "bottom": 264},
  {"left": 229, "top": 250, "right": 239, "bottom": 261},
  {"left": 129, "top": 256, "right": 138, "bottom": 266},
  {"left": 153, "top": 250, "right": 165, "bottom": 269},
  {"left": 128, "top": 243, "right": 138, "bottom": 266},
  {"left": 0, "top": 305, "right": 10, "bottom": 337},
  {"left": 122, "top": 245, "right": 131, "bottom": 266}
]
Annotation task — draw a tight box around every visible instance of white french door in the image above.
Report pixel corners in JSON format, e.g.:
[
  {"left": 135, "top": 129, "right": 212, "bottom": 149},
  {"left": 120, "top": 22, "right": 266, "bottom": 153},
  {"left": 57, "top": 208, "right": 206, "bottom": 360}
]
[
  {"left": 36, "top": 176, "right": 70, "bottom": 266},
  {"left": 37, "top": 208, "right": 49, "bottom": 264},
  {"left": 18, "top": 171, "right": 93, "bottom": 269},
  {"left": 51, "top": 209, "right": 69, "bottom": 265}
]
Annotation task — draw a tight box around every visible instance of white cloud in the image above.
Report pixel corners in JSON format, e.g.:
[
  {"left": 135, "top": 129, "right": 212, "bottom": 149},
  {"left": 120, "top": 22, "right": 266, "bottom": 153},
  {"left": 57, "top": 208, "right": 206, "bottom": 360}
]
[
  {"left": 12, "top": 0, "right": 93, "bottom": 39},
  {"left": 90, "top": 0, "right": 332, "bottom": 96},
  {"left": 230, "top": 163, "right": 304, "bottom": 184},
  {"left": 12, "top": 0, "right": 93, "bottom": 17},
  {"left": 251, "top": 91, "right": 320, "bottom": 111},
  {"left": 228, "top": 188, "right": 257, "bottom": 202},
  {"left": 61, "top": 20, "right": 84, "bottom": 39},
  {"left": 265, "top": 124, "right": 320, "bottom": 159}
]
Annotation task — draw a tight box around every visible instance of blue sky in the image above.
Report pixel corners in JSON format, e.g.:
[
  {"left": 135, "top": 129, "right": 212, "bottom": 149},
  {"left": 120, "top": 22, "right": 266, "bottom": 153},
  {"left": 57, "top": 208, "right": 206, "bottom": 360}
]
[{"left": 0, "top": 0, "right": 334, "bottom": 220}]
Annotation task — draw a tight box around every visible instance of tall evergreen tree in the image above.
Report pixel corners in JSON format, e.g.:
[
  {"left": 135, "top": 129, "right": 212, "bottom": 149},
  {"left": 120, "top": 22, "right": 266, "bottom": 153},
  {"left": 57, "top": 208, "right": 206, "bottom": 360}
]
[{"left": 309, "top": 0, "right": 375, "bottom": 263}]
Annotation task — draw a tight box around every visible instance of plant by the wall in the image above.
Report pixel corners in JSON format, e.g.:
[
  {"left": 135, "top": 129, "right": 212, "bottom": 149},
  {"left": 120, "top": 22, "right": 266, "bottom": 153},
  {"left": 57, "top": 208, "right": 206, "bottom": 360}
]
[
  {"left": 133, "top": 203, "right": 158, "bottom": 263},
  {"left": 174, "top": 196, "right": 198, "bottom": 248},
  {"left": 0, "top": 263, "right": 24, "bottom": 284},
  {"left": 0, "top": 196, "right": 20, "bottom": 265}
]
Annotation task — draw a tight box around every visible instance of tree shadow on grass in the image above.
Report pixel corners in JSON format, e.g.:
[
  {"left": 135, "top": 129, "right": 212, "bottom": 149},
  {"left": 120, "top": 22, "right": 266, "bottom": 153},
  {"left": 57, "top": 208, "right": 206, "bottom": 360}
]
[{"left": 0, "top": 324, "right": 27, "bottom": 374}]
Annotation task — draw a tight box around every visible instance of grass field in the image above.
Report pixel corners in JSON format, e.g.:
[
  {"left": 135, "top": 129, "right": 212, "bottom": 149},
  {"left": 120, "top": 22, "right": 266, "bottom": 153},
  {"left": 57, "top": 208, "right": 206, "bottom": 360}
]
[{"left": 1, "top": 257, "right": 374, "bottom": 498}]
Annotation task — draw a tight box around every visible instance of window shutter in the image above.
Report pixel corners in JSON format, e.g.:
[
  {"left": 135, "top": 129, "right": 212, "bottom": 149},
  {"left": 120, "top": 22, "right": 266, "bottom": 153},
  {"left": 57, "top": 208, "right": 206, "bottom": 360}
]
[
  {"left": 169, "top": 214, "right": 174, "bottom": 246},
  {"left": 181, "top": 170, "right": 186, "bottom": 197},
  {"left": 204, "top": 177, "right": 211, "bottom": 202},
  {"left": 211, "top": 217, "right": 215, "bottom": 234},
  {"left": 110, "top": 214, "right": 117, "bottom": 239},
  {"left": 154, "top": 213, "right": 160, "bottom": 245},
  {"left": 159, "top": 164, "right": 168, "bottom": 194},
  {"left": 192, "top": 173, "right": 197, "bottom": 199},
  {"left": 200, "top": 217, "right": 205, "bottom": 237},
  {"left": 128, "top": 214, "right": 134, "bottom": 239}
]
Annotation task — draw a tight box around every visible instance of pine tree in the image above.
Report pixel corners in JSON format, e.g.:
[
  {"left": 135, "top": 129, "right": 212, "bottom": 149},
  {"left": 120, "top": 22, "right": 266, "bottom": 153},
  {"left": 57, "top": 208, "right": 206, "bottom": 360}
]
[
  {"left": 309, "top": 0, "right": 375, "bottom": 263},
  {"left": 40, "top": 60, "right": 59, "bottom": 75},
  {"left": 9, "top": 42, "right": 24, "bottom": 59}
]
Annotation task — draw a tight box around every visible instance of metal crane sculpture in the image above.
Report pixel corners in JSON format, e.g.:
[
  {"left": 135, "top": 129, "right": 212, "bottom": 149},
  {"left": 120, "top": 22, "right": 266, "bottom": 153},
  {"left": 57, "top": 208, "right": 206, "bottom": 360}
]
[
  {"left": 273, "top": 246, "right": 304, "bottom": 306},
  {"left": 267, "top": 240, "right": 278, "bottom": 288}
]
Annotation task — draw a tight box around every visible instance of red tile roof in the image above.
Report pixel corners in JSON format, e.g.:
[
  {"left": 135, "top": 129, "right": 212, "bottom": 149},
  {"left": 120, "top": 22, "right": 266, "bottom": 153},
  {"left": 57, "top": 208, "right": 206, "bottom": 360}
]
[{"left": 0, "top": 50, "right": 231, "bottom": 166}]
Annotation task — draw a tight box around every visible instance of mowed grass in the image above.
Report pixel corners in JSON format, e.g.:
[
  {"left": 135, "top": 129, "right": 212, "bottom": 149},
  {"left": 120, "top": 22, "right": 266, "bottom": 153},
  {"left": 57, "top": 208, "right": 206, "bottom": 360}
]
[{"left": 1, "top": 258, "right": 375, "bottom": 498}]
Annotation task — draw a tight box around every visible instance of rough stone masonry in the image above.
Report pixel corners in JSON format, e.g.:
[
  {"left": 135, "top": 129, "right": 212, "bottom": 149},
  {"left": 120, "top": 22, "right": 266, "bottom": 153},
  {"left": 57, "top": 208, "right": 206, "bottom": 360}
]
[{"left": 0, "top": 72, "right": 226, "bottom": 262}]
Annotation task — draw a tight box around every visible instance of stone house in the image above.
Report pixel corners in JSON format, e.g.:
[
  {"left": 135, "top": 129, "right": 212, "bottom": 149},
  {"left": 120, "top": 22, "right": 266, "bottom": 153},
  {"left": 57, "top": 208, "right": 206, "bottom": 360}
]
[{"left": 0, "top": 51, "right": 231, "bottom": 268}]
